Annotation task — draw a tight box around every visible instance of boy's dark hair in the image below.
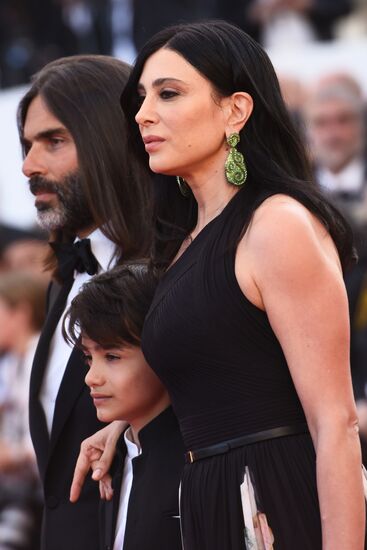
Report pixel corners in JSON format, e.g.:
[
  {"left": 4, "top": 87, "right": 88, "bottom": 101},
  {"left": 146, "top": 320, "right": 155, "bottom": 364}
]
[{"left": 64, "top": 261, "right": 158, "bottom": 348}]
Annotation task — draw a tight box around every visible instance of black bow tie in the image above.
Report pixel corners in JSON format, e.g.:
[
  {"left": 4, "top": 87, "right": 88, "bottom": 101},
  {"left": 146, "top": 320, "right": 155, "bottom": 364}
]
[{"left": 50, "top": 239, "right": 99, "bottom": 282}]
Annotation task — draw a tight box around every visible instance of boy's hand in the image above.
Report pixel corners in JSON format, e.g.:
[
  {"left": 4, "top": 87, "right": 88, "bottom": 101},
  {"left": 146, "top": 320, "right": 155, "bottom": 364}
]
[{"left": 70, "top": 420, "right": 127, "bottom": 502}]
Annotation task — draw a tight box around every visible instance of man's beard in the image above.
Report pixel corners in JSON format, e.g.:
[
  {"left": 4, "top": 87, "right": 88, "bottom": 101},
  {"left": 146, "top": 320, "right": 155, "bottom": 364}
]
[{"left": 29, "top": 172, "right": 94, "bottom": 233}]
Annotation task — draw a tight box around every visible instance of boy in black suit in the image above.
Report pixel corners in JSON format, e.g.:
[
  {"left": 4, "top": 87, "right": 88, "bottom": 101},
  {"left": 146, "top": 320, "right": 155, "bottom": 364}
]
[{"left": 64, "top": 262, "right": 184, "bottom": 550}]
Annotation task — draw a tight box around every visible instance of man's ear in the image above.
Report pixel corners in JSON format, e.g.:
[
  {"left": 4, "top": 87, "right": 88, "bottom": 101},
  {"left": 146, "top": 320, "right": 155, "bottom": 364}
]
[{"left": 225, "top": 92, "right": 253, "bottom": 136}]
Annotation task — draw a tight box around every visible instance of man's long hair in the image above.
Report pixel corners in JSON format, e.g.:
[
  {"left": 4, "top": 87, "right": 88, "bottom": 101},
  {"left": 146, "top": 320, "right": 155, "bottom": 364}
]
[{"left": 17, "top": 55, "right": 153, "bottom": 275}]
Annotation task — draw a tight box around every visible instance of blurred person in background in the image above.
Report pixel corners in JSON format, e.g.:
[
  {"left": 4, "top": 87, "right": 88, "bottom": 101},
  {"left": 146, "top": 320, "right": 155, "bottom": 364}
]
[
  {"left": 0, "top": 226, "right": 49, "bottom": 286},
  {"left": 0, "top": 225, "right": 45, "bottom": 269},
  {"left": 0, "top": 0, "right": 360, "bottom": 90},
  {"left": 0, "top": 0, "right": 113, "bottom": 89},
  {"left": 0, "top": 271, "right": 46, "bottom": 550},
  {"left": 304, "top": 75, "right": 367, "bottom": 251},
  {"left": 58, "top": 0, "right": 113, "bottom": 58},
  {"left": 1, "top": 239, "right": 50, "bottom": 282},
  {"left": 243, "top": 0, "right": 354, "bottom": 46},
  {"left": 132, "top": 0, "right": 217, "bottom": 52},
  {"left": 16, "top": 54, "right": 152, "bottom": 550},
  {"left": 278, "top": 74, "right": 309, "bottom": 131},
  {"left": 0, "top": 0, "right": 76, "bottom": 88},
  {"left": 316, "top": 71, "right": 365, "bottom": 100},
  {"left": 339, "top": 0, "right": 367, "bottom": 38},
  {"left": 130, "top": 0, "right": 355, "bottom": 57}
]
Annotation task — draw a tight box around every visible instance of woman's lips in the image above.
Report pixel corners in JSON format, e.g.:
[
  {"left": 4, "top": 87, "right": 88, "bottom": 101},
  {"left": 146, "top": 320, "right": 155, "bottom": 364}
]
[{"left": 143, "top": 135, "right": 165, "bottom": 153}]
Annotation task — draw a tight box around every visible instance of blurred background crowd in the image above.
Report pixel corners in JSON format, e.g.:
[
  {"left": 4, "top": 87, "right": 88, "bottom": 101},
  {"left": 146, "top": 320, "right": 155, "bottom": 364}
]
[
  {"left": 0, "top": 1, "right": 366, "bottom": 548},
  {"left": 0, "top": 0, "right": 366, "bottom": 88}
]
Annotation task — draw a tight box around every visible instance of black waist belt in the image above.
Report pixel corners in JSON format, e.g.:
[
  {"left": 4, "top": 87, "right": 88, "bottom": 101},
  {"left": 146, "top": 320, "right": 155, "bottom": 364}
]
[{"left": 185, "top": 422, "right": 309, "bottom": 463}]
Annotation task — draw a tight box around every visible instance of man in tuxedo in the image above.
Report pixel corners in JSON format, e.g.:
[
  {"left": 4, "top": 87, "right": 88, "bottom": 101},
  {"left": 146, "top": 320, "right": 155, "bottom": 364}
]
[{"left": 16, "top": 55, "right": 152, "bottom": 550}]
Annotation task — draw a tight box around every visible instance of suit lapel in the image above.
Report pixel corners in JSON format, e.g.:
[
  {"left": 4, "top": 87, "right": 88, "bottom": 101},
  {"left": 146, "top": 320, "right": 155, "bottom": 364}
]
[
  {"left": 48, "top": 347, "right": 86, "bottom": 455},
  {"left": 29, "top": 398, "right": 50, "bottom": 481},
  {"left": 29, "top": 280, "right": 74, "bottom": 478},
  {"left": 30, "top": 280, "right": 72, "bottom": 397},
  {"left": 107, "top": 443, "right": 126, "bottom": 548}
]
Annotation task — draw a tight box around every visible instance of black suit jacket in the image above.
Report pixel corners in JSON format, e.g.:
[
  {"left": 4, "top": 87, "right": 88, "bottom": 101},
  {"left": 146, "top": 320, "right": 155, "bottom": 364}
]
[
  {"left": 29, "top": 281, "right": 105, "bottom": 550},
  {"left": 100, "top": 407, "right": 185, "bottom": 550},
  {"left": 345, "top": 253, "right": 367, "bottom": 401}
]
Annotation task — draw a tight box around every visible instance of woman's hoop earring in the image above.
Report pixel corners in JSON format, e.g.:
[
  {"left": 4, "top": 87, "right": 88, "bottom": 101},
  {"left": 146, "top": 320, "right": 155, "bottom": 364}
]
[
  {"left": 224, "top": 133, "right": 247, "bottom": 186},
  {"left": 176, "top": 176, "right": 191, "bottom": 197}
]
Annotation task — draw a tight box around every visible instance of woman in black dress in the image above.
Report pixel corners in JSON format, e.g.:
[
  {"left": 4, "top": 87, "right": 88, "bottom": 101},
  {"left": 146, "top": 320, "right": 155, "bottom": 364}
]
[
  {"left": 73, "top": 20, "right": 365, "bottom": 550},
  {"left": 119, "top": 20, "right": 366, "bottom": 550}
]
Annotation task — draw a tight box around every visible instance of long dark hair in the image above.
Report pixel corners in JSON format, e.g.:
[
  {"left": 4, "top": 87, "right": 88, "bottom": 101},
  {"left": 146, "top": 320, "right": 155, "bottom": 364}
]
[
  {"left": 121, "top": 20, "right": 355, "bottom": 271},
  {"left": 17, "top": 55, "right": 153, "bottom": 275}
]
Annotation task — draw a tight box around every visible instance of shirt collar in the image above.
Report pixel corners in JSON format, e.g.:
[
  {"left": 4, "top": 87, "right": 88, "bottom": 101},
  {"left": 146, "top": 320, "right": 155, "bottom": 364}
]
[
  {"left": 116, "top": 407, "right": 179, "bottom": 458},
  {"left": 75, "top": 227, "right": 117, "bottom": 272},
  {"left": 123, "top": 427, "right": 142, "bottom": 460},
  {"left": 318, "top": 157, "right": 365, "bottom": 194}
]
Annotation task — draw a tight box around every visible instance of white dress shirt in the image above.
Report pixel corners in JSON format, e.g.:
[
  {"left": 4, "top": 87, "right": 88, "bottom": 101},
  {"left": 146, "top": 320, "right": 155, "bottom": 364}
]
[
  {"left": 40, "top": 228, "right": 116, "bottom": 433},
  {"left": 113, "top": 428, "right": 141, "bottom": 550},
  {"left": 317, "top": 158, "right": 365, "bottom": 195}
]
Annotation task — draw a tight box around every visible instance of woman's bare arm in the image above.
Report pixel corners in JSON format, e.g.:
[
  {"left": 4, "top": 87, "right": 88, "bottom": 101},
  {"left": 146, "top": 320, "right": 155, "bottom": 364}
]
[
  {"left": 70, "top": 420, "right": 126, "bottom": 502},
  {"left": 236, "top": 195, "right": 365, "bottom": 550}
]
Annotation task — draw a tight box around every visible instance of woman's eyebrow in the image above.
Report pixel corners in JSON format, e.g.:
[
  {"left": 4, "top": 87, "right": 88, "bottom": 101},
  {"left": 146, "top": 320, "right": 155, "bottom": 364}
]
[{"left": 137, "top": 77, "right": 186, "bottom": 92}]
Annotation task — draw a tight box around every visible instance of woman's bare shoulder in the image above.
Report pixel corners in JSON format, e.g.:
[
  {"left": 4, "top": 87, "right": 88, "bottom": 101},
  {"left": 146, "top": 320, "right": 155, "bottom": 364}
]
[
  {"left": 240, "top": 193, "right": 341, "bottom": 277},
  {"left": 252, "top": 193, "right": 317, "bottom": 228},
  {"left": 247, "top": 194, "right": 339, "bottom": 263}
]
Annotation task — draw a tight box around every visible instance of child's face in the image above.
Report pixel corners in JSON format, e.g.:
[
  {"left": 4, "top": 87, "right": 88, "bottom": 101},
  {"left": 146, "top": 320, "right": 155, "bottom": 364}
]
[{"left": 82, "top": 336, "right": 169, "bottom": 430}]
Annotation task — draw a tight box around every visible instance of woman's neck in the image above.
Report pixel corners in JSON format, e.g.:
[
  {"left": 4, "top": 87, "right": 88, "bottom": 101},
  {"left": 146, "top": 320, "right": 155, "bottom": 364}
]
[
  {"left": 190, "top": 179, "right": 239, "bottom": 237},
  {"left": 181, "top": 149, "right": 238, "bottom": 234}
]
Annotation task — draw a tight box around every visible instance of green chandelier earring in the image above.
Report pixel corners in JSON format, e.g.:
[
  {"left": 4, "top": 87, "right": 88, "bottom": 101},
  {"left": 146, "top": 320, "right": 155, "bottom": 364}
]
[
  {"left": 176, "top": 176, "right": 191, "bottom": 197},
  {"left": 224, "top": 132, "right": 247, "bottom": 186}
]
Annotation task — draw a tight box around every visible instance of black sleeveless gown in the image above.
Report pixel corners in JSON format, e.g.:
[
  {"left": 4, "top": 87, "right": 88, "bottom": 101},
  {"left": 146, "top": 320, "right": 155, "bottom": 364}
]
[{"left": 142, "top": 187, "right": 323, "bottom": 549}]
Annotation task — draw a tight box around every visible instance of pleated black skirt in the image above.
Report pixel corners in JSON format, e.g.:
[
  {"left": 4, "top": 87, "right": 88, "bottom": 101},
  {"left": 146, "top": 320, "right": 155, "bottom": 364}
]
[{"left": 180, "top": 433, "right": 322, "bottom": 550}]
